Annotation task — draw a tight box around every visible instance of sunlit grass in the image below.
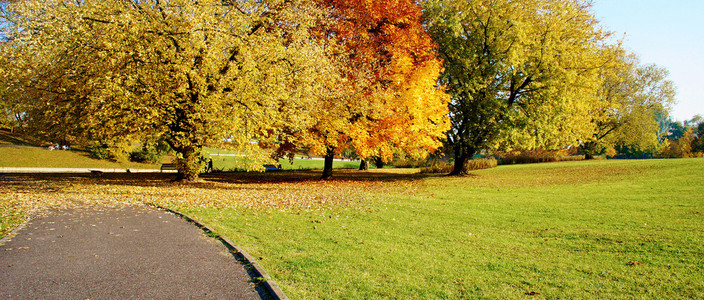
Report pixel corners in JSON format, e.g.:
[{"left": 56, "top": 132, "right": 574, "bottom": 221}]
[
  {"left": 182, "top": 159, "right": 704, "bottom": 299},
  {"left": 1, "top": 159, "right": 702, "bottom": 298},
  {"left": 0, "top": 197, "right": 25, "bottom": 239},
  {"left": 208, "top": 154, "right": 360, "bottom": 171},
  {"left": 0, "top": 147, "right": 158, "bottom": 169}
]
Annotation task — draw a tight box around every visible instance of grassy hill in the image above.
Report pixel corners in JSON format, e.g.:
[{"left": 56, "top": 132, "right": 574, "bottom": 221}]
[
  {"left": 0, "top": 130, "right": 158, "bottom": 169},
  {"left": 0, "top": 147, "right": 160, "bottom": 169}
]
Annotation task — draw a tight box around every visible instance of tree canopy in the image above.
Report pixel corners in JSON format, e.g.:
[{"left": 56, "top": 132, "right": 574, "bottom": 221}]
[
  {"left": 422, "top": 0, "right": 614, "bottom": 175},
  {"left": 279, "top": 0, "right": 450, "bottom": 179},
  {"left": 581, "top": 53, "right": 676, "bottom": 158},
  {"left": 1, "top": 0, "right": 688, "bottom": 179},
  {"left": 1, "top": 0, "right": 336, "bottom": 180}
]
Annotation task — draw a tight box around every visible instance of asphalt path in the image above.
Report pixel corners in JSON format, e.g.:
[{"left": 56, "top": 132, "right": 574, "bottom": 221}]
[{"left": 0, "top": 206, "right": 266, "bottom": 299}]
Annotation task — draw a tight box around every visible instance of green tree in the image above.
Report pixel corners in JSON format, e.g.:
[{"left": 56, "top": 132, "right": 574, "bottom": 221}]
[
  {"left": 659, "top": 127, "right": 695, "bottom": 158},
  {"left": 1, "top": 0, "right": 335, "bottom": 181},
  {"left": 667, "top": 121, "right": 687, "bottom": 142},
  {"left": 692, "top": 122, "right": 704, "bottom": 153},
  {"left": 422, "top": 0, "right": 613, "bottom": 175},
  {"left": 581, "top": 53, "right": 676, "bottom": 159}
]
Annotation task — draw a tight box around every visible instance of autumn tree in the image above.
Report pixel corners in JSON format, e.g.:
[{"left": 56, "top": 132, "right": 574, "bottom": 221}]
[
  {"left": 692, "top": 122, "right": 704, "bottom": 153},
  {"left": 422, "top": 0, "right": 614, "bottom": 175},
  {"left": 277, "top": 0, "right": 449, "bottom": 179},
  {"left": 659, "top": 127, "right": 696, "bottom": 158},
  {"left": 581, "top": 53, "right": 676, "bottom": 158},
  {"left": 1, "top": 0, "right": 335, "bottom": 181}
]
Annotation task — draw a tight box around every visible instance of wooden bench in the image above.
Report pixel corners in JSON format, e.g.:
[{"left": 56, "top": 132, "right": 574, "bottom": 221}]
[{"left": 160, "top": 163, "right": 178, "bottom": 172}]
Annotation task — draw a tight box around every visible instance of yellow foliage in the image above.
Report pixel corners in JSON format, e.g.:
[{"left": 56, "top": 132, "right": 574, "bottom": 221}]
[{"left": 1, "top": 0, "right": 336, "bottom": 180}]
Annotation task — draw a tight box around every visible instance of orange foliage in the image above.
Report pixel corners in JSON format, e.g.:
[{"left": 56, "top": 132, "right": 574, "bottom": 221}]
[{"left": 289, "top": 0, "right": 449, "bottom": 162}]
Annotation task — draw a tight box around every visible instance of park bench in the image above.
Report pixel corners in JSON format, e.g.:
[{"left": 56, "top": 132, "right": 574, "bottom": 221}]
[
  {"left": 160, "top": 163, "right": 178, "bottom": 172},
  {"left": 264, "top": 164, "right": 281, "bottom": 171}
]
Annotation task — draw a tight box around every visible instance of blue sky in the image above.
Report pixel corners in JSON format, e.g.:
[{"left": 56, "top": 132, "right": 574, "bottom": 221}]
[{"left": 591, "top": 0, "right": 704, "bottom": 122}]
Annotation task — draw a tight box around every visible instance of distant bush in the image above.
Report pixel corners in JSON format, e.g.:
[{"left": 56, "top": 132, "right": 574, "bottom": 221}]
[
  {"left": 419, "top": 158, "right": 497, "bottom": 174},
  {"left": 392, "top": 157, "right": 432, "bottom": 168},
  {"left": 87, "top": 143, "right": 112, "bottom": 160},
  {"left": 466, "top": 157, "right": 498, "bottom": 170},
  {"left": 419, "top": 162, "right": 453, "bottom": 174},
  {"left": 497, "top": 149, "right": 584, "bottom": 165},
  {"left": 129, "top": 142, "right": 171, "bottom": 164}
]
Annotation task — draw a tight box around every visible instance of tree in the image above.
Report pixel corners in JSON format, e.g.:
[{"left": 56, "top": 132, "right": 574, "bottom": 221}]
[
  {"left": 659, "top": 127, "right": 695, "bottom": 158},
  {"left": 692, "top": 122, "right": 704, "bottom": 153},
  {"left": 422, "top": 0, "right": 612, "bottom": 175},
  {"left": 666, "top": 121, "right": 687, "bottom": 142},
  {"left": 1, "top": 0, "right": 335, "bottom": 181},
  {"left": 581, "top": 53, "right": 676, "bottom": 158},
  {"left": 278, "top": 0, "right": 450, "bottom": 179}
]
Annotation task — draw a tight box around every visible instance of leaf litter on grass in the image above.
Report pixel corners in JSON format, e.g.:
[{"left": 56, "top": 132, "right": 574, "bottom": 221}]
[{"left": 0, "top": 170, "right": 425, "bottom": 218}]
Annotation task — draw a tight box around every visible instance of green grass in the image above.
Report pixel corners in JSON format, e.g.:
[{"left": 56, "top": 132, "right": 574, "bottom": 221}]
[
  {"left": 0, "top": 147, "right": 159, "bottom": 169},
  {"left": 208, "top": 155, "right": 360, "bottom": 171},
  {"left": 0, "top": 197, "right": 24, "bottom": 239},
  {"left": 180, "top": 159, "right": 704, "bottom": 299}
]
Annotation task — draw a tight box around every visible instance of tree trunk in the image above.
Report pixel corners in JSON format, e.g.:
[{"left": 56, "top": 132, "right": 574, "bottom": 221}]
[
  {"left": 580, "top": 142, "right": 598, "bottom": 160},
  {"left": 359, "top": 159, "right": 369, "bottom": 170},
  {"left": 373, "top": 157, "right": 384, "bottom": 169},
  {"left": 449, "top": 146, "right": 475, "bottom": 176},
  {"left": 321, "top": 146, "right": 335, "bottom": 180},
  {"left": 175, "top": 146, "right": 202, "bottom": 182}
]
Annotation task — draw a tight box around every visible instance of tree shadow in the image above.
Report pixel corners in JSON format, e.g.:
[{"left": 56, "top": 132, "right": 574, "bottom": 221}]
[
  {"left": 1, "top": 169, "right": 434, "bottom": 191},
  {"left": 0, "top": 130, "right": 40, "bottom": 147}
]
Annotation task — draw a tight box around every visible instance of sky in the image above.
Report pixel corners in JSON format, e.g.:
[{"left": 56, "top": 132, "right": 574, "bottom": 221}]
[{"left": 590, "top": 0, "right": 704, "bottom": 122}]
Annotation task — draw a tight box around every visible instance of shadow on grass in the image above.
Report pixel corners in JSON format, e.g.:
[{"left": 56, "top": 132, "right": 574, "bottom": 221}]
[
  {"left": 1, "top": 169, "right": 434, "bottom": 190},
  {"left": 0, "top": 130, "right": 39, "bottom": 147}
]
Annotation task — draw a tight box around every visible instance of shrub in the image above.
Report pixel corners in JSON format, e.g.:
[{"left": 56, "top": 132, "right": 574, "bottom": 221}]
[
  {"left": 129, "top": 142, "right": 170, "bottom": 164},
  {"left": 87, "top": 140, "right": 137, "bottom": 162},
  {"left": 419, "top": 162, "right": 453, "bottom": 174},
  {"left": 466, "top": 157, "right": 498, "bottom": 170},
  {"left": 87, "top": 143, "right": 112, "bottom": 160},
  {"left": 497, "top": 149, "right": 584, "bottom": 165},
  {"left": 419, "top": 158, "right": 497, "bottom": 174},
  {"left": 392, "top": 158, "right": 432, "bottom": 168}
]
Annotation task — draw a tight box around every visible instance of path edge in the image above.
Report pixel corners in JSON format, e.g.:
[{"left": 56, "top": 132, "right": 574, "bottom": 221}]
[
  {"left": 0, "top": 217, "right": 30, "bottom": 246},
  {"left": 151, "top": 204, "right": 289, "bottom": 300}
]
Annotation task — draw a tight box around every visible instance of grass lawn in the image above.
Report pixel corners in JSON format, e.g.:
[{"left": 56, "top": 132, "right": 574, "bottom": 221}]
[
  {"left": 1, "top": 159, "right": 702, "bottom": 298},
  {"left": 203, "top": 147, "right": 361, "bottom": 171},
  {"left": 208, "top": 155, "right": 360, "bottom": 171},
  {"left": 180, "top": 159, "right": 704, "bottom": 299},
  {"left": 0, "top": 144, "right": 357, "bottom": 171},
  {"left": 0, "top": 147, "right": 159, "bottom": 169}
]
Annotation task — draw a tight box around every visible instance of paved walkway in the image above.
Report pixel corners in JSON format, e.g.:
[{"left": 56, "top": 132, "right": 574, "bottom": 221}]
[{"left": 0, "top": 206, "right": 265, "bottom": 299}]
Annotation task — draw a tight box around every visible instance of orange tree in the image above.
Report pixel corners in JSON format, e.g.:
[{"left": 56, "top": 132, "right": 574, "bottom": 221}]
[{"left": 276, "top": 0, "right": 450, "bottom": 179}]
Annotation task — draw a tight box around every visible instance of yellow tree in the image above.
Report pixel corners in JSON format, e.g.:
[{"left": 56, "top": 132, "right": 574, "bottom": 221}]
[
  {"left": 1, "top": 0, "right": 335, "bottom": 181},
  {"left": 422, "top": 0, "right": 614, "bottom": 175},
  {"left": 281, "top": 0, "right": 450, "bottom": 179},
  {"left": 582, "top": 53, "right": 676, "bottom": 158}
]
